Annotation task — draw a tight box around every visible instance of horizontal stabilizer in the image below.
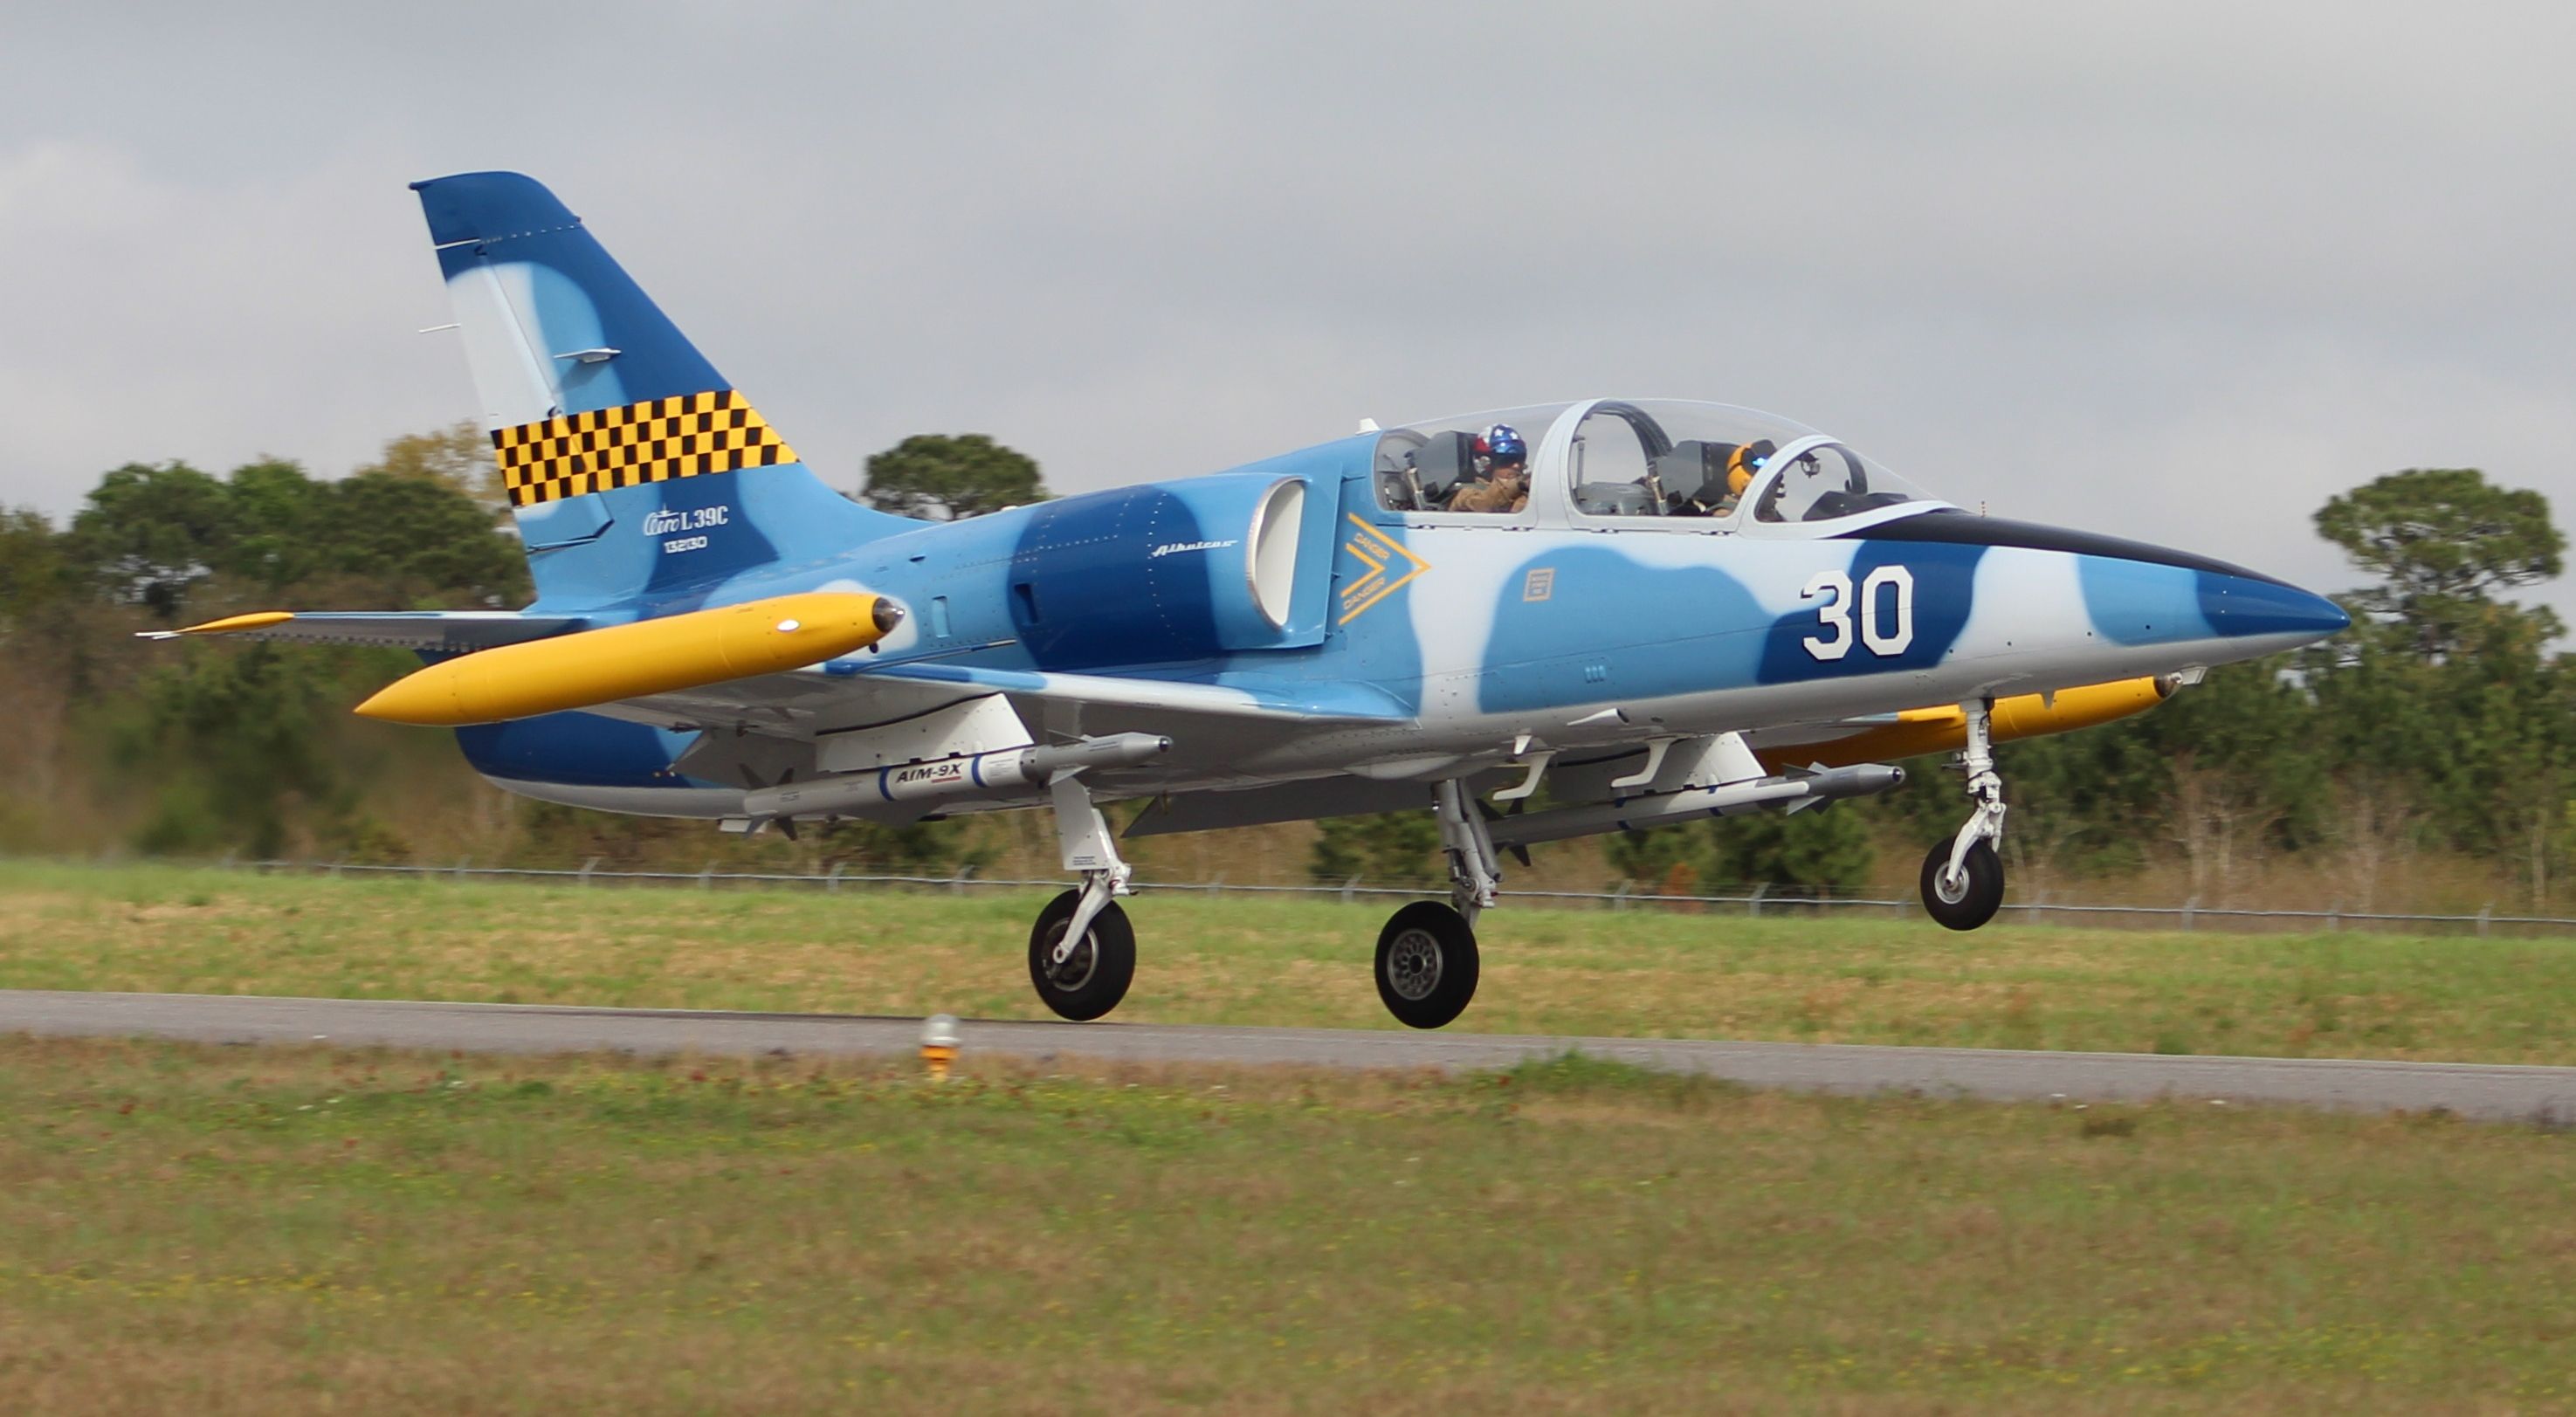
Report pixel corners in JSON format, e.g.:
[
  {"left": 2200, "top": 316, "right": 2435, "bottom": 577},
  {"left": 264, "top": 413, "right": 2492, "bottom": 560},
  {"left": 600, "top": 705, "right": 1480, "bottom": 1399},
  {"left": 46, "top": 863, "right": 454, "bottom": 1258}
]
[
  {"left": 137, "top": 610, "right": 590, "bottom": 652},
  {"left": 575, "top": 656, "right": 1413, "bottom": 742}
]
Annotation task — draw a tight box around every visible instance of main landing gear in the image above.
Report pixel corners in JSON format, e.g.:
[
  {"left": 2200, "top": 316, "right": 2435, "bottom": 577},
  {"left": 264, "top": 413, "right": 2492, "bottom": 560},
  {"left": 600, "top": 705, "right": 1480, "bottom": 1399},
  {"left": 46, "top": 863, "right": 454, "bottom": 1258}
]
[
  {"left": 1022, "top": 767, "right": 1497, "bottom": 1030},
  {"left": 1370, "top": 780, "right": 1494, "bottom": 1029},
  {"left": 1376, "top": 901, "right": 1479, "bottom": 1030},
  {"left": 1920, "top": 698, "right": 2008, "bottom": 931},
  {"left": 1029, "top": 887, "right": 1133, "bottom": 1021},
  {"left": 1026, "top": 768, "right": 1138, "bottom": 1021}
]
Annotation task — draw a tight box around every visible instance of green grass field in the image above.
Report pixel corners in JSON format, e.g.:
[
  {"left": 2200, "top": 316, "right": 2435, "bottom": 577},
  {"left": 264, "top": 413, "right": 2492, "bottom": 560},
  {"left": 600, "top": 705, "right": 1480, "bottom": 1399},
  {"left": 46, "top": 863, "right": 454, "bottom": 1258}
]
[
  {"left": 4, "top": 861, "right": 2574, "bottom": 1063},
  {"left": 7, "top": 863, "right": 2576, "bottom": 1412},
  {"left": 3, "top": 1036, "right": 2571, "bottom": 1415}
]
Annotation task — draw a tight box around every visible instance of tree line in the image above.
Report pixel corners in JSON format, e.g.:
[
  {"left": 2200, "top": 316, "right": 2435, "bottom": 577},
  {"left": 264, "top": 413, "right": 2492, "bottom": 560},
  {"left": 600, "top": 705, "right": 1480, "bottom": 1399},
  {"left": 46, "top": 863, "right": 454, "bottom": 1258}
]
[{"left": 0, "top": 428, "right": 1046, "bottom": 867}]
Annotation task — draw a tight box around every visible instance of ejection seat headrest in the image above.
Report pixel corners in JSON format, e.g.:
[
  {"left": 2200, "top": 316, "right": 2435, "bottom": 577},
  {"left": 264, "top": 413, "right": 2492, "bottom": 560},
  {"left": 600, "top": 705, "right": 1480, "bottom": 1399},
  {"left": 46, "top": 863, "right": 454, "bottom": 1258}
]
[
  {"left": 1411, "top": 430, "right": 1478, "bottom": 504},
  {"left": 1656, "top": 441, "right": 1737, "bottom": 512}
]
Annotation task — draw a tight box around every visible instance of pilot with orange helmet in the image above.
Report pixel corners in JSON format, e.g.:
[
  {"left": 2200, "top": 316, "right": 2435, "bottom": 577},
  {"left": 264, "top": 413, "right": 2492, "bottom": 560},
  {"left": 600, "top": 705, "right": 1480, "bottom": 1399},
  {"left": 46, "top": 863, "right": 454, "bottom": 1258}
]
[
  {"left": 1723, "top": 439, "right": 1776, "bottom": 509},
  {"left": 1674, "top": 439, "right": 1777, "bottom": 516}
]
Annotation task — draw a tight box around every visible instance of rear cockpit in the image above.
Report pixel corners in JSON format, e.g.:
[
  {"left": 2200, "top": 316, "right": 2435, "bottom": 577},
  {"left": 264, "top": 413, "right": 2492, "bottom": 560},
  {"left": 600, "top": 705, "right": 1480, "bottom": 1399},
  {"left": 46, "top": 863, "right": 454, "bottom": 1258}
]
[{"left": 1369, "top": 398, "right": 1948, "bottom": 533}]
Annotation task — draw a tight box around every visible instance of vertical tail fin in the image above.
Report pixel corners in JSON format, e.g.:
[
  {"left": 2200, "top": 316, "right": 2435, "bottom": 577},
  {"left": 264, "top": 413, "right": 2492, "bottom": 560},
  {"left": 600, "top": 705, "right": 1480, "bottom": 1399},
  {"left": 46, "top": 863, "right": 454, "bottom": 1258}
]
[{"left": 412, "top": 171, "right": 916, "bottom": 609}]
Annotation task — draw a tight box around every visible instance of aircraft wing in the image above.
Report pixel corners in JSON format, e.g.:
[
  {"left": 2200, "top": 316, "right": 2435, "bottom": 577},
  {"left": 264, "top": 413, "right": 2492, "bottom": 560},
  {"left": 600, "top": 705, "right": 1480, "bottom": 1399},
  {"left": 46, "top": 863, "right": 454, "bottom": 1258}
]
[
  {"left": 137, "top": 610, "right": 589, "bottom": 652},
  {"left": 871, "top": 664, "right": 1409, "bottom": 721},
  {"left": 594, "top": 659, "right": 1413, "bottom": 736}
]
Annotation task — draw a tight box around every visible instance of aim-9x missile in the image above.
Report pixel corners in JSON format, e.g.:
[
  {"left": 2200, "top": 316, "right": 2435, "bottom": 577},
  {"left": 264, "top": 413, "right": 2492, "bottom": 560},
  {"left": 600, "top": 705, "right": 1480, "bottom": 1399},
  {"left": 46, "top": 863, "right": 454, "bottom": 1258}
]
[
  {"left": 743, "top": 733, "right": 1174, "bottom": 821},
  {"left": 1485, "top": 763, "right": 1904, "bottom": 850}
]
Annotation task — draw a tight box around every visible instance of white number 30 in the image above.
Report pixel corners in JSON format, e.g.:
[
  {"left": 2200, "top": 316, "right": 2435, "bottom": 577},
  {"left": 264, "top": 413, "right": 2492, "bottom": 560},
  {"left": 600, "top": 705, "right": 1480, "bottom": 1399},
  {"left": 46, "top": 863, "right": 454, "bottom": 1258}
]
[{"left": 1801, "top": 566, "right": 1915, "bottom": 660}]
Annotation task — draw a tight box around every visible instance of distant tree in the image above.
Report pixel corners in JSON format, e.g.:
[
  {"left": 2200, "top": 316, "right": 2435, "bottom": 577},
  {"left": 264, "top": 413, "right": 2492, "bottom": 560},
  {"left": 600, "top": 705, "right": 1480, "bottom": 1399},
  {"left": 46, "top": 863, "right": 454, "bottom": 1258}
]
[
  {"left": 2139, "top": 659, "right": 2330, "bottom": 899},
  {"left": 1604, "top": 823, "right": 1712, "bottom": 892},
  {"left": 859, "top": 434, "right": 1047, "bottom": 520},
  {"left": 2314, "top": 468, "right": 2564, "bottom": 658},
  {"left": 818, "top": 817, "right": 996, "bottom": 877},
  {"left": 65, "top": 462, "right": 238, "bottom": 620},
  {"left": 1604, "top": 804, "right": 1873, "bottom": 895},
  {"left": 318, "top": 472, "right": 528, "bottom": 607},
  {"left": 357, "top": 422, "right": 504, "bottom": 515},
  {"left": 1708, "top": 807, "right": 1876, "bottom": 894},
  {"left": 64, "top": 452, "right": 525, "bottom": 617},
  {"left": 1309, "top": 811, "right": 1442, "bottom": 885},
  {"left": 117, "top": 642, "right": 371, "bottom": 859},
  {"left": 217, "top": 459, "right": 328, "bottom": 592},
  {"left": 2304, "top": 470, "right": 2570, "bottom": 879},
  {"left": 0, "top": 508, "right": 72, "bottom": 628}
]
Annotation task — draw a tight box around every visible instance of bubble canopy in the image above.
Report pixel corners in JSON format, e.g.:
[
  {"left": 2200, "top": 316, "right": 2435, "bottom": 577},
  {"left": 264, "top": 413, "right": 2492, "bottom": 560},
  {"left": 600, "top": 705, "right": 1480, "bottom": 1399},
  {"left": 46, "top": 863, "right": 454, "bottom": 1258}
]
[{"left": 1368, "top": 399, "right": 1947, "bottom": 532}]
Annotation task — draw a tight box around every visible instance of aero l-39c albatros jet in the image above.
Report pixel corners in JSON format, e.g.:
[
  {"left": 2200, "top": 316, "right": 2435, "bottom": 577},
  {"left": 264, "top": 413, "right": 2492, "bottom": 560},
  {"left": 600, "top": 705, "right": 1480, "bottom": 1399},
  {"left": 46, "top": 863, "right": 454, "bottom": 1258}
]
[{"left": 150, "top": 173, "right": 2351, "bottom": 1030}]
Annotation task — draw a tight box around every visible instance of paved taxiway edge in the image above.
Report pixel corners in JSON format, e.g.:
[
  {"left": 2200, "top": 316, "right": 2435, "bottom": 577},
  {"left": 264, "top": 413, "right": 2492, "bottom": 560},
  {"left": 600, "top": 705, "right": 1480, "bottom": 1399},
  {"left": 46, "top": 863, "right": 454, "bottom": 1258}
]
[{"left": 3, "top": 989, "right": 2572, "bottom": 1124}]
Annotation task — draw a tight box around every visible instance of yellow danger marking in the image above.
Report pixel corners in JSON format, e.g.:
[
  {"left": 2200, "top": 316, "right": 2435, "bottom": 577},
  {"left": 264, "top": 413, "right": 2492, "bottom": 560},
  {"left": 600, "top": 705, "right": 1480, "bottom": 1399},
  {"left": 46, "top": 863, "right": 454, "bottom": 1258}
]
[{"left": 1338, "top": 515, "right": 1429, "bottom": 625}]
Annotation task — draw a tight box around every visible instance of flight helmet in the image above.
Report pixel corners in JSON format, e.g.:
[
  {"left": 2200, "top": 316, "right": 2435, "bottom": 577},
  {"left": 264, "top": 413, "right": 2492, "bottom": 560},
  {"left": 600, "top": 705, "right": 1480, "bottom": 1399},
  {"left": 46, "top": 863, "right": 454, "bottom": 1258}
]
[{"left": 1726, "top": 438, "right": 1777, "bottom": 497}]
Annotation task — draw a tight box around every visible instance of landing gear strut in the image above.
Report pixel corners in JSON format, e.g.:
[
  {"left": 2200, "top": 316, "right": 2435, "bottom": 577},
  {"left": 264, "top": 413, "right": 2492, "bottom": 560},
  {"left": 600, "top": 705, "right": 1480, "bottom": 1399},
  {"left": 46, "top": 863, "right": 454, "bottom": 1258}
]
[
  {"left": 1920, "top": 698, "right": 2008, "bottom": 930},
  {"left": 1370, "top": 780, "right": 1493, "bottom": 1029},
  {"left": 1027, "top": 767, "right": 1138, "bottom": 1021}
]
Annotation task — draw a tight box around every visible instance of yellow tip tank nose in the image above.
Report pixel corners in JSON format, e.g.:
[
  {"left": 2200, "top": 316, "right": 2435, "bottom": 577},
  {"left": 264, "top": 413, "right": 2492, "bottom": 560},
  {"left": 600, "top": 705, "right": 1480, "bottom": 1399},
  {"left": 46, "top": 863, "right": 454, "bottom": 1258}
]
[{"left": 355, "top": 591, "right": 902, "bottom": 726}]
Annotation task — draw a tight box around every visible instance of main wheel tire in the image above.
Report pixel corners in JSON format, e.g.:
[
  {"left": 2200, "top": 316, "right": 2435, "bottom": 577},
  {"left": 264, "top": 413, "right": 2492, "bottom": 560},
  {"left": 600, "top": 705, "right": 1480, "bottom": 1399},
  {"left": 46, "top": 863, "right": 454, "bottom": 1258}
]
[
  {"left": 1920, "top": 839, "right": 2004, "bottom": 931},
  {"left": 1374, "top": 901, "right": 1480, "bottom": 1030},
  {"left": 1028, "top": 890, "right": 1136, "bottom": 1021}
]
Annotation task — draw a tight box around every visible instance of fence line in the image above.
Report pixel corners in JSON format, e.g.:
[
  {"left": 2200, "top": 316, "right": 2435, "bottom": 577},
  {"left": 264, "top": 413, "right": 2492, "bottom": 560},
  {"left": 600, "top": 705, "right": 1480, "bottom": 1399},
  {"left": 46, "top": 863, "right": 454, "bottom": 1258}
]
[{"left": 176, "top": 857, "right": 2576, "bottom": 937}]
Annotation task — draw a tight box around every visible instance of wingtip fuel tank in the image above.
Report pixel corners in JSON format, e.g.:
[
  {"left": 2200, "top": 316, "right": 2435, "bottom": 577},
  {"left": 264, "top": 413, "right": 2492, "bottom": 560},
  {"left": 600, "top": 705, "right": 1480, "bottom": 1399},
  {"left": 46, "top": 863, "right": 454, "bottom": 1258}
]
[
  {"left": 355, "top": 592, "right": 902, "bottom": 727},
  {"left": 1762, "top": 676, "right": 2178, "bottom": 773}
]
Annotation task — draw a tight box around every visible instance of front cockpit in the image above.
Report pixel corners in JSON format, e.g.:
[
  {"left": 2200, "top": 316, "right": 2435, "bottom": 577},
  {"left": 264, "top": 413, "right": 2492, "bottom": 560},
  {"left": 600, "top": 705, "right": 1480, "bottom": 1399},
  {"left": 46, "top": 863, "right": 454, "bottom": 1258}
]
[
  {"left": 1371, "top": 403, "right": 1572, "bottom": 516},
  {"left": 1369, "top": 398, "right": 1947, "bottom": 533}
]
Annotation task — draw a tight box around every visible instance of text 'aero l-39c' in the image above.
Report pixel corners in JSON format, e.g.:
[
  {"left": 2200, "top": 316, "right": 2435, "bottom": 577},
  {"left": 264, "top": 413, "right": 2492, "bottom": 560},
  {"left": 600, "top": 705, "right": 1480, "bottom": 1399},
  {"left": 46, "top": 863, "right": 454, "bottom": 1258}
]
[{"left": 148, "top": 172, "right": 2351, "bottom": 1029}]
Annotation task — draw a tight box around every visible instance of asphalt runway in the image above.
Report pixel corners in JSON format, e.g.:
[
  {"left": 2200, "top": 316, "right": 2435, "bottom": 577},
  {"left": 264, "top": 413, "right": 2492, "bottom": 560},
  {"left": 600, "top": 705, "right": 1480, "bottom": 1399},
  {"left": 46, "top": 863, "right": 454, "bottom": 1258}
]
[{"left": 3, "top": 988, "right": 2573, "bottom": 1123}]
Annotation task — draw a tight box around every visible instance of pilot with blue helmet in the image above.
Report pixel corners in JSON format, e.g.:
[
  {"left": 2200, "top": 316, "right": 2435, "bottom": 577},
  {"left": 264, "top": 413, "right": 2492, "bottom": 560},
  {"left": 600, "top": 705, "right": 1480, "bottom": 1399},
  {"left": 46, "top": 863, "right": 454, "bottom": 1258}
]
[{"left": 1448, "top": 423, "right": 1530, "bottom": 513}]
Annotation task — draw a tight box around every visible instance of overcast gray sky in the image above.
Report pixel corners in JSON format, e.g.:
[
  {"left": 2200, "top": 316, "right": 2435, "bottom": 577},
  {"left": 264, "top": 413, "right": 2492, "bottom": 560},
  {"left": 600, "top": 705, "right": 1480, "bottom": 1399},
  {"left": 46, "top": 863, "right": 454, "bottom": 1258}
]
[{"left": 2, "top": 0, "right": 2570, "bottom": 621}]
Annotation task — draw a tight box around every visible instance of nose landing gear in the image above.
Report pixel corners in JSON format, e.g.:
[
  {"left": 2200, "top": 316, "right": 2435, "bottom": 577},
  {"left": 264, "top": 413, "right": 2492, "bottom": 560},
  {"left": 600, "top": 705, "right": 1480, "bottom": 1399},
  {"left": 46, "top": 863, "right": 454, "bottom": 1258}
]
[{"left": 1920, "top": 698, "right": 2008, "bottom": 930}]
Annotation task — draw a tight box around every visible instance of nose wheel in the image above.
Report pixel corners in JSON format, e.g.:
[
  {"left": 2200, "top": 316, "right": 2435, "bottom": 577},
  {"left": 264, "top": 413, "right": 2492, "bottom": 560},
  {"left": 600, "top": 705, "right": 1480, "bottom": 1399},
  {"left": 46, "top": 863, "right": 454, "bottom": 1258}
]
[
  {"left": 1918, "top": 698, "right": 2008, "bottom": 931},
  {"left": 1920, "top": 838, "right": 2004, "bottom": 930}
]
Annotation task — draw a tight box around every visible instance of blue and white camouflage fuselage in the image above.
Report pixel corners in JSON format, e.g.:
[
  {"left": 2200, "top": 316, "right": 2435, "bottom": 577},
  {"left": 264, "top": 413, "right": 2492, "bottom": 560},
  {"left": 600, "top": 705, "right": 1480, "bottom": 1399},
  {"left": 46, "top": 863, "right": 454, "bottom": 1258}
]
[{"left": 379, "top": 173, "right": 2349, "bottom": 827}]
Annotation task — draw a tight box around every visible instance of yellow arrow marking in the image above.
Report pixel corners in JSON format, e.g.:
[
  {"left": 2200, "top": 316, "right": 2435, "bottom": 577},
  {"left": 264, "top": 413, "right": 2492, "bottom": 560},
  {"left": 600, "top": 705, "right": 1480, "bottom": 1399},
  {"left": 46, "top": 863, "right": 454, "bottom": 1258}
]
[{"left": 1338, "top": 515, "right": 1429, "bottom": 625}]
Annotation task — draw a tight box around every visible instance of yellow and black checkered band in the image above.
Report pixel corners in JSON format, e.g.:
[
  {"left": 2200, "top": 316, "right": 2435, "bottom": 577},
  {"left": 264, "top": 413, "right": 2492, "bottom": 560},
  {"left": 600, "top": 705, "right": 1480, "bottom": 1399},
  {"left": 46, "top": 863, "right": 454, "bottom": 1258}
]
[{"left": 491, "top": 390, "right": 801, "bottom": 507}]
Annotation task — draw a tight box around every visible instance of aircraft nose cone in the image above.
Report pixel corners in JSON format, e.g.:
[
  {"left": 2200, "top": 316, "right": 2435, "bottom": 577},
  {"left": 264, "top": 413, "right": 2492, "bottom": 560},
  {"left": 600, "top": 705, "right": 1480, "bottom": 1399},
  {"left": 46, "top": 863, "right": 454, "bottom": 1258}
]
[
  {"left": 2201, "top": 574, "right": 2351, "bottom": 643},
  {"left": 2070, "top": 548, "right": 2349, "bottom": 663}
]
